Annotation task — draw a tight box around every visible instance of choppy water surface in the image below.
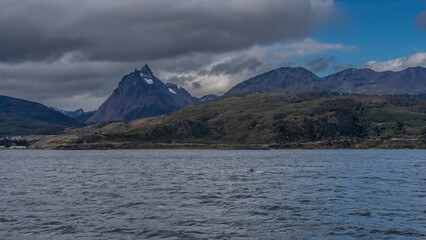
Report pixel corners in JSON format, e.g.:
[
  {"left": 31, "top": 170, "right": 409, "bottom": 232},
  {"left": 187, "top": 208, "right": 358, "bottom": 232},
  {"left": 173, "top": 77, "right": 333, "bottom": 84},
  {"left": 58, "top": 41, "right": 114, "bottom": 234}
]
[{"left": 0, "top": 150, "right": 424, "bottom": 239}]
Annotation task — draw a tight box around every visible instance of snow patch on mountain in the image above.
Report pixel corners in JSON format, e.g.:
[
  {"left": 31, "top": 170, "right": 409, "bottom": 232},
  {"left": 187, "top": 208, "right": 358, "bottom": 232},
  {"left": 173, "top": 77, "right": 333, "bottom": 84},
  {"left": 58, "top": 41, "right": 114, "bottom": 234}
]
[
  {"left": 144, "top": 78, "right": 154, "bottom": 84},
  {"left": 168, "top": 88, "right": 177, "bottom": 94}
]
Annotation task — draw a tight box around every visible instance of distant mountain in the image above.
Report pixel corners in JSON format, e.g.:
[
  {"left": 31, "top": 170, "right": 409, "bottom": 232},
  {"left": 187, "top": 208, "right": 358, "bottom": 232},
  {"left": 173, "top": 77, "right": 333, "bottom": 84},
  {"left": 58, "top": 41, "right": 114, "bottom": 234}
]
[
  {"left": 50, "top": 107, "right": 95, "bottom": 124},
  {"left": 87, "top": 64, "right": 199, "bottom": 123},
  {"left": 50, "top": 107, "right": 85, "bottom": 118},
  {"left": 0, "top": 95, "right": 83, "bottom": 136},
  {"left": 199, "top": 94, "right": 218, "bottom": 102},
  {"left": 225, "top": 66, "right": 426, "bottom": 98},
  {"left": 225, "top": 67, "right": 331, "bottom": 95},
  {"left": 323, "top": 67, "right": 426, "bottom": 96},
  {"left": 73, "top": 111, "right": 96, "bottom": 124}
]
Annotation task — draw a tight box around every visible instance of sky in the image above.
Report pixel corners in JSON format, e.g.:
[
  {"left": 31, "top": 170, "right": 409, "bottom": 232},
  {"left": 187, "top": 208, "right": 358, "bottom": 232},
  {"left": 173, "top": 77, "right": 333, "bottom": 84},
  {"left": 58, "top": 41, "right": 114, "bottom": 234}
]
[{"left": 0, "top": 0, "right": 424, "bottom": 111}]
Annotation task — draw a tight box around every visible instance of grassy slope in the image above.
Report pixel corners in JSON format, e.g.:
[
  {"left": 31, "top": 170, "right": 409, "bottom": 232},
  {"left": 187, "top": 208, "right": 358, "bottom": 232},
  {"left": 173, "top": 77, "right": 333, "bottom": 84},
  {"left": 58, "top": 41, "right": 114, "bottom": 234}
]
[
  {"left": 0, "top": 112, "right": 55, "bottom": 136},
  {"left": 50, "top": 93, "right": 426, "bottom": 149}
]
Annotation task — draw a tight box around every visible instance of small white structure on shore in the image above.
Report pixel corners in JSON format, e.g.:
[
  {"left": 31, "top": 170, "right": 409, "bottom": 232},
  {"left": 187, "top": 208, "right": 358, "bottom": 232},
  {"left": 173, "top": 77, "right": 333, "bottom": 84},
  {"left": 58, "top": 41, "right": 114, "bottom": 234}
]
[
  {"left": 10, "top": 146, "right": 26, "bottom": 150},
  {"left": 6, "top": 136, "right": 22, "bottom": 141},
  {"left": 0, "top": 146, "right": 5, "bottom": 149}
]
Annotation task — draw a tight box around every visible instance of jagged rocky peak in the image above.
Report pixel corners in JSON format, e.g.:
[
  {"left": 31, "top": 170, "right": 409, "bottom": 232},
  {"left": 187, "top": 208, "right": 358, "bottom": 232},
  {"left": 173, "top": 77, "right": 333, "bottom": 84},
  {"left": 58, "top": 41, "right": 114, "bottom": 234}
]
[
  {"left": 132, "top": 64, "right": 156, "bottom": 85},
  {"left": 87, "top": 64, "right": 200, "bottom": 123},
  {"left": 139, "top": 64, "right": 154, "bottom": 77}
]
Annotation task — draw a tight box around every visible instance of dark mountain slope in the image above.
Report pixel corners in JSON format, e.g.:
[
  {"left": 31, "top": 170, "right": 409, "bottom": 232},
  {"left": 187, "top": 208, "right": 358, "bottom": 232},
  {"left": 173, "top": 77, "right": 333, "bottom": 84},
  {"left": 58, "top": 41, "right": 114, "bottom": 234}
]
[
  {"left": 225, "top": 67, "right": 332, "bottom": 95},
  {"left": 323, "top": 67, "right": 426, "bottom": 96},
  {"left": 73, "top": 111, "right": 96, "bottom": 124},
  {"left": 0, "top": 95, "right": 82, "bottom": 136}
]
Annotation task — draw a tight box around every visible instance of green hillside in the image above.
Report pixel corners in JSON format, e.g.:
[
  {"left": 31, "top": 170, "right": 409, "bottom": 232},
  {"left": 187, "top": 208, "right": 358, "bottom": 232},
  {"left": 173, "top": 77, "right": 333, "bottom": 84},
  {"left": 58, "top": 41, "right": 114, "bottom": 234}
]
[{"left": 49, "top": 93, "right": 426, "bottom": 149}]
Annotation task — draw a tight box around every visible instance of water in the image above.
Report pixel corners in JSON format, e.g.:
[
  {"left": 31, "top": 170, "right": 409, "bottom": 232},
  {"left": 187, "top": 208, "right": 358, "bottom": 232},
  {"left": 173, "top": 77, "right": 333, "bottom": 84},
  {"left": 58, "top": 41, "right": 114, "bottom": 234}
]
[{"left": 0, "top": 150, "right": 424, "bottom": 239}]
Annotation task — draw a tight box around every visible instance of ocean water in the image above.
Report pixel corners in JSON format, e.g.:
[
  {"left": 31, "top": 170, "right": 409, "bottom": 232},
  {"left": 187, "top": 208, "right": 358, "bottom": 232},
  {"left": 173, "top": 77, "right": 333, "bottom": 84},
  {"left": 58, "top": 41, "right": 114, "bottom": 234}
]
[{"left": 0, "top": 150, "right": 424, "bottom": 239}]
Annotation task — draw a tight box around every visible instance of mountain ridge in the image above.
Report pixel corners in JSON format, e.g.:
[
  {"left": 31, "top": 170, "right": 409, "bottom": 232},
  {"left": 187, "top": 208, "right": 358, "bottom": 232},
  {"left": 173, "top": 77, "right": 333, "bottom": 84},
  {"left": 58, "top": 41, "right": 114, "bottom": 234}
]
[
  {"left": 225, "top": 66, "right": 426, "bottom": 98},
  {"left": 225, "top": 67, "right": 331, "bottom": 95},
  {"left": 323, "top": 67, "right": 426, "bottom": 95},
  {"left": 50, "top": 107, "right": 85, "bottom": 118}
]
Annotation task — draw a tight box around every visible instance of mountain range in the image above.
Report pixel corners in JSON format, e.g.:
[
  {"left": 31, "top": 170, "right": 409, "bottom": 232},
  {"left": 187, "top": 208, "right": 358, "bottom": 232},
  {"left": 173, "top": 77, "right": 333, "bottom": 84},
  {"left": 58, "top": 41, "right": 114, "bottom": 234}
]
[
  {"left": 49, "top": 107, "right": 95, "bottom": 125},
  {"left": 50, "top": 107, "right": 85, "bottom": 118},
  {"left": 1, "top": 65, "right": 425, "bottom": 137},
  {"left": 323, "top": 67, "right": 425, "bottom": 97},
  {"left": 85, "top": 65, "right": 426, "bottom": 124},
  {"left": 226, "top": 66, "right": 426, "bottom": 97}
]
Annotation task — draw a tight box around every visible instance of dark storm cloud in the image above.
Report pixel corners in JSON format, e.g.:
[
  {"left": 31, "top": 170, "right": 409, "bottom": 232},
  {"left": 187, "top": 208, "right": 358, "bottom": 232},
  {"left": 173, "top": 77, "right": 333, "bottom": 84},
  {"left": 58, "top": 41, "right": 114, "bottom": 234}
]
[
  {"left": 0, "top": 0, "right": 338, "bottom": 110},
  {"left": 192, "top": 82, "right": 202, "bottom": 89},
  {"left": 152, "top": 53, "right": 215, "bottom": 74},
  {"left": 415, "top": 11, "right": 426, "bottom": 31},
  {"left": 0, "top": 34, "right": 86, "bottom": 63},
  {"left": 0, "top": 59, "right": 133, "bottom": 110},
  {"left": 0, "top": 1, "right": 88, "bottom": 62},
  {"left": 0, "top": 0, "right": 335, "bottom": 63},
  {"left": 209, "top": 58, "right": 263, "bottom": 75}
]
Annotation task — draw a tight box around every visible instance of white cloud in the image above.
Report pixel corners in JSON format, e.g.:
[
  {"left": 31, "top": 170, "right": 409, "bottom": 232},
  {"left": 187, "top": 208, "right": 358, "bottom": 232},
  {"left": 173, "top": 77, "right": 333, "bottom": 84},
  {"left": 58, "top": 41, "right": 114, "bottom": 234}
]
[
  {"left": 260, "top": 38, "right": 356, "bottom": 60},
  {"left": 363, "top": 52, "right": 426, "bottom": 72},
  {"left": 157, "top": 38, "right": 357, "bottom": 97},
  {"left": 43, "top": 94, "right": 106, "bottom": 111}
]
